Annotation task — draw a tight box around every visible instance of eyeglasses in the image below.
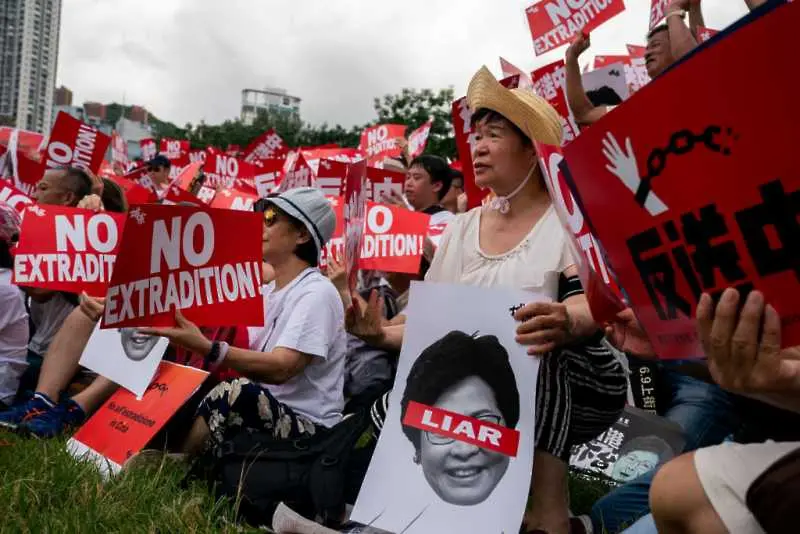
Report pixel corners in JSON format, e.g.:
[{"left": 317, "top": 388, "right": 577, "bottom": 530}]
[
  {"left": 425, "top": 413, "right": 502, "bottom": 446},
  {"left": 263, "top": 207, "right": 279, "bottom": 227}
]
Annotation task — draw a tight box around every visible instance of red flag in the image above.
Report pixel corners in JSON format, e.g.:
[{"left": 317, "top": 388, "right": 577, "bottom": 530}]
[
  {"left": 525, "top": 0, "right": 627, "bottom": 56},
  {"left": 561, "top": 3, "right": 800, "bottom": 358},
  {"left": 102, "top": 204, "right": 264, "bottom": 328},
  {"left": 45, "top": 112, "right": 111, "bottom": 175},
  {"left": 626, "top": 44, "right": 646, "bottom": 58},
  {"left": 13, "top": 205, "right": 126, "bottom": 296}
]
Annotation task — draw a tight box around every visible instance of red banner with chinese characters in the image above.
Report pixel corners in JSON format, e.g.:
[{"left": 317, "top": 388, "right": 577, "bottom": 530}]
[
  {"left": 359, "top": 202, "right": 430, "bottom": 274},
  {"left": 202, "top": 154, "right": 255, "bottom": 190},
  {"left": 278, "top": 153, "right": 314, "bottom": 192},
  {"left": 45, "top": 112, "right": 110, "bottom": 175},
  {"left": 649, "top": 0, "right": 669, "bottom": 29},
  {"left": 0, "top": 180, "right": 33, "bottom": 213},
  {"left": 102, "top": 204, "right": 264, "bottom": 328},
  {"left": 243, "top": 129, "right": 289, "bottom": 163},
  {"left": 366, "top": 166, "right": 405, "bottom": 203},
  {"left": 316, "top": 159, "right": 348, "bottom": 198},
  {"left": 111, "top": 132, "right": 129, "bottom": 167},
  {"left": 408, "top": 120, "right": 433, "bottom": 159},
  {"left": 253, "top": 158, "right": 284, "bottom": 197},
  {"left": 403, "top": 401, "right": 520, "bottom": 457},
  {"left": 531, "top": 61, "right": 580, "bottom": 145},
  {"left": 359, "top": 124, "right": 406, "bottom": 164},
  {"left": 526, "top": 0, "right": 627, "bottom": 56},
  {"left": 69, "top": 361, "right": 208, "bottom": 470},
  {"left": 160, "top": 138, "right": 189, "bottom": 161},
  {"left": 13, "top": 205, "right": 126, "bottom": 296},
  {"left": 344, "top": 161, "right": 368, "bottom": 291},
  {"left": 562, "top": 3, "right": 800, "bottom": 358},
  {"left": 139, "top": 139, "right": 157, "bottom": 162},
  {"left": 301, "top": 147, "right": 362, "bottom": 175}
]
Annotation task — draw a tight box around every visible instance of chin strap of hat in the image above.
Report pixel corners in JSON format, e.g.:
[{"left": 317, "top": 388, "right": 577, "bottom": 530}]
[{"left": 488, "top": 164, "right": 537, "bottom": 215}]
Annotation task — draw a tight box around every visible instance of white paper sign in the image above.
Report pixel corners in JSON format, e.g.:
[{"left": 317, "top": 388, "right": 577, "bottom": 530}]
[
  {"left": 582, "top": 62, "right": 631, "bottom": 107},
  {"left": 78, "top": 324, "right": 169, "bottom": 398},
  {"left": 351, "top": 282, "right": 542, "bottom": 534}
]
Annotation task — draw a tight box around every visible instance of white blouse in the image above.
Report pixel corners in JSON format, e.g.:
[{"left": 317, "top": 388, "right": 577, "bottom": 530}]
[{"left": 424, "top": 205, "right": 575, "bottom": 300}]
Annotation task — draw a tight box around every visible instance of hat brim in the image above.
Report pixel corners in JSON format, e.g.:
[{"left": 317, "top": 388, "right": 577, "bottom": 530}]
[
  {"left": 265, "top": 196, "right": 323, "bottom": 256},
  {"left": 467, "top": 66, "right": 563, "bottom": 147}
]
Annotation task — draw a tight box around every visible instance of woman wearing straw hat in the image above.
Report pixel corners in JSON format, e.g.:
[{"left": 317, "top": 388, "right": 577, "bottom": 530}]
[{"left": 347, "top": 66, "right": 627, "bottom": 534}]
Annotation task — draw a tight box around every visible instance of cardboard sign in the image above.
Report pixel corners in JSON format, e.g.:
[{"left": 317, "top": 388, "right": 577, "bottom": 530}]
[
  {"left": 532, "top": 61, "right": 580, "bottom": 144},
  {"left": 582, "top": 62, "right": 630, "bottom": 107},
  {"left": 525, "top": 0, "right": 626, "bottom": 56},
  {"left": 359, "top": 124, "right": 406, "bottom": 164},
  {"left": 210, "top": 187, "right": 258, "bottom": 212},
  {"left": 0, "top": 180, "right": 33, "bottom": 213},
  {"left": 499, "top": 57, "right": 534, "bottom": 90},
  {"left": 366, "top": 166, "right": 405, "bottom": 203},
  {"left": 649, "top": 0, "right": 669, "bottom": 29},
  {"left": 696, "top": 26, "right": 719, "bottom": 43},
  {"left": 45, "top": 112, "right": 110, "bottom": 175},
  {"left": 13, "top": 205, "right": 126, "bottom": 296},
  {"left": 344, "top": 160, "right": 368, "bottom": 291},
  {"left": 243, "top": 129, "right": 289, "bottom": 163},
  {"left": 108, "top": 175, "right": 158, "bottom": 206},
  {"left": 536, "top": 142, "right": 625, "bottom": 322},
  {"left": 67, "top": 361, "right": 208, "bottom": 475},
  {"left": 562, "top": 3, "right": 800, "bottom": 358},
  {"left": 316, "top": 158, "right": 348, "bottom": 198},
  {"left": 359, "top": 202, "right": 430, "bottom": 274},
  {"left": 111, "top": 132, "right": 128, "bottom": 167},
  {"left": 160, "top": 138, "right": 189, "bottom": 161},
  {"left": 253, "top": 158, "right": 284, "bottom": 197},
  {"left": 202, "top": 154, "right": 255, "bottom": 189},
  {"left": 139, "top": 139, "right": 157, "bottom": 162},
  {"left": 408, "top": 120, "right": 433, "bottom": 159},
  {"left": 102, "top": 204, "right": 264, "bottom": 328}
]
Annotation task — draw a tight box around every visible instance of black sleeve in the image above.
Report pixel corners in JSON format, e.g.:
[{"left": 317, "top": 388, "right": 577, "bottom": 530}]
[{"left": 557, "top": 274, "right": 584, "bottom": 303}]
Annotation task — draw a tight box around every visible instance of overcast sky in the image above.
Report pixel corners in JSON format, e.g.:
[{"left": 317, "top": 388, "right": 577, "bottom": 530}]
[{"left": 57, "top": 0, "right": 749, "bottom": 128}]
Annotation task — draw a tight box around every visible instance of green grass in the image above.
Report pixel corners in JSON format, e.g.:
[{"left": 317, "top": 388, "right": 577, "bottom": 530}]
[{"left": 0, "top": 432, "right": 614, "bottom": 533}]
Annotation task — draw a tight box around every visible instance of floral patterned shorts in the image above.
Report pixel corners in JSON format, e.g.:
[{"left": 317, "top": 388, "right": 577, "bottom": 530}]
[{"left": 196, "top": 378, "right": 319, "bottom": 457}]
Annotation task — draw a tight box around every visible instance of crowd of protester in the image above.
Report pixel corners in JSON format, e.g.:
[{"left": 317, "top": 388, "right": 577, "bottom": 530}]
[{"left": 0, "top": 1, "right": 796, "bottom": 533}]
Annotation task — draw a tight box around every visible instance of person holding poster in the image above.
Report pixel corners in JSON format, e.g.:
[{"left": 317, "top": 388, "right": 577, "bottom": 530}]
[
  {"left": 0, "top": 202, "right": 28, "bottom": 408},
  {"left": 348, "top": 67, "right": 626, "bottom": 534},
  {"left": 140, "top": 187, "right": 347, "bottom": 460}
]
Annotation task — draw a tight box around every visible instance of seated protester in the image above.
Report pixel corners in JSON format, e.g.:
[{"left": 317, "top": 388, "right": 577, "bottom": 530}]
[
  {"left": 650, "top": 289, "right": 800, "bottom": 534},
  {"left": 0, "top": 203, "right": 28, "bottom": 409},
  {"left": 141, "top": 187, "right": 347, "bottom": 458},
  {"left": 347, "top": 67, "right": 627, "bottom": 534}
]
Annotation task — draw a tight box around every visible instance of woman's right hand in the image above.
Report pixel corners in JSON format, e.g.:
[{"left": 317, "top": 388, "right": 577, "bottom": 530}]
[{"left": 345, "top": 289, "right": 385, "bottom": 343}]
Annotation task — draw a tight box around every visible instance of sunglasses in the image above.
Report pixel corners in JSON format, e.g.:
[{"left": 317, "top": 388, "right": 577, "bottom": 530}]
[{"left": 262, "top": 207, "right": 281, "bottom": 227}]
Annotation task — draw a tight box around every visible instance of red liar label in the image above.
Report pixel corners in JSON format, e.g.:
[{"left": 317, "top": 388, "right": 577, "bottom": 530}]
[{"left": 403, "top": 401, "right": 519, "bottom": 458}]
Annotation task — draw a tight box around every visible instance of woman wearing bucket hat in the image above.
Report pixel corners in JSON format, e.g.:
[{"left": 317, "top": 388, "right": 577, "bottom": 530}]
[
  {"left": 347, "top": 67, "right": 626, "bottom": 534},
  {"left": 143, "top": 187, "right": 348, "bottom": 457}
]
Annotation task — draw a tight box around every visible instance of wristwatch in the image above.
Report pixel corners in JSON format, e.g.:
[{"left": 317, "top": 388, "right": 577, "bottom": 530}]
[{"left": 203, "top": 341, "right": 230, "bottom": 371}]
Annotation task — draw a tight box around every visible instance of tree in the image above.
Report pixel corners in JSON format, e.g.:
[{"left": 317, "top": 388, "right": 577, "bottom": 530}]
[{"left": 373, "top": 87, "right": 456, "bottom": 160}]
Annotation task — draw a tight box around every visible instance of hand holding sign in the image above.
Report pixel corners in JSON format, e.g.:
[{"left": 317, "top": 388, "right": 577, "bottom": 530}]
[
  {"left": 566, "top": 32, "right": 591, "bottom": 62},
  {"left": 514, "top": 301, "right": 571, "bottom": 355},
  {"left": 140, "top": 308, "right": 210, "bottom": 356}
]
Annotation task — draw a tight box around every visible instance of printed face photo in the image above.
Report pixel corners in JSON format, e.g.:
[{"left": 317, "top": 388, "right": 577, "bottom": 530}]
[
  {"left": 611, "top": 449, "right": 659, "bottom": 482},
  {"left": 119, "top": 328, "right": 159, "bottom": 362}
]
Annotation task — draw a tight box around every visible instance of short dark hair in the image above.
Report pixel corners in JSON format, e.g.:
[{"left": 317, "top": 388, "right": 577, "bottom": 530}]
[
  {"left": 0, "top": 241, "right": 12, "bottom": 269},
  {"left": 100, "top": 178, "right": 128, "bottom": 213},
  {"left": 647, "top": 24, "right": 669, "bottom": 40},
  {"left": 400, "top": 330, "right": 520, "bottom": 451},
  {"left": 147, "top": 155, "right": 171, "bottom": 170},
  {"left": 586, "top": 86, "right": 623, "bottom": 107},
  {"left": 470, "top": 108, "right": 533, "bottom": 148},
  {"left": 61, "top": 167, "right": 93, "bottom": 201},
  {"left": 409, "top": 155, "right": 453, "bottom": 201},
  {"left": 618, "top": 435, "right": 676, "bottom": 462}
]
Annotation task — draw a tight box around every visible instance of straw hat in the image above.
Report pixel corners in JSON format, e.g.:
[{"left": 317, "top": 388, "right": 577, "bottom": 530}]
[{"left": 466, "top": 66, "right": 563, "bottom": 147}]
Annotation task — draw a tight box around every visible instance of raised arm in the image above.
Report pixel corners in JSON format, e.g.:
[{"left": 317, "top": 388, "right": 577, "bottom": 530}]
[
  {"left": 666, "top": 0, "right": 700, "bottom": 60},
  {"left": 565, "top": 33, "right": 607, "bottom": 127}
]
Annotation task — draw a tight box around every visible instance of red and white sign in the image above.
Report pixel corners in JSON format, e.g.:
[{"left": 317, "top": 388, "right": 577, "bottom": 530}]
[
  {"left": 278, "top": 153, "right": 314, "bottom": 192},
  {"left": 161, "top": 184, "right": 208, "bottom": 206},
  {"left": 696, "top": 26, "right": 719, "bottom": 43},
  {"left": 188, "top": 150, "right": 207, "bottom": 165},
  {"left": 344, "top": 161, "right": 368, "bottom": 291},
  {"left": 525, "top": 0, "right": 627, "bottom": 56},
  {"left": 0, "top": 127, "right": 45, "bottom": 153},
  {"left": 562, "top": 3, "right": 800, "bottom": 358},
  {"left": 166, "top": 161, "right": 203, "bottom": 194},
  {"left": 67, "top": 361, "right": 208, "bottom": 475},
  {"left": 408, "top": 120, "right": 433, "bottom": 159},
  {"left": 102, "top": 204, "right": 264, "bottom": 328},
  {"left": 10, "top": 151, "right": 45, "bottom": 196},
  {"left": 111, "top": 132, "right": 129, "bottom": 167},
  {"left": 202, "top": 154, "right": 255, "bottom": 189},
  {"left": 649, "top": 0, "right": 669, "bottom": 29},
  {"left": 359, "top": 124, "right": 406, "bottom": 164},
  {"left": 139, "top": 139, "right": 157, "bottom": 162},
  {"left": 160, "top": 138, "right": 190, "bottom": 161},
  {"left": 0, "top": 180, "right": 33, "bottom": 213},
  {"left": 45, "top": 112, "right": 111, "bottom": 175},
  {"left": 108, "top": 175, "right": 158, "bottom": 207},
  {"left": 253, "top": 158, "right": 284, "bottom": 197},
  {"left": 210, "top": 187, "right": 258, "bottom": 212},
  {"left": 403, "top": 401, "right": 520, "bottom": 457},
  {"left": 13, "top": 205, "right": 126, "bottom": 296},
  {"left": 366, "top": 166, "right": 405, "bottom": 203},
  {"left": 302, "top": 147, "right": 363, "bottom": 175},
  {"left": 500, "top": 57, "right": 534, "bottom": 91},
  {"left": 592, "top": 54, "right": 650, "bottom": 95},
  {"left": 359, "top": 203, "right": 430, "bottom": 274},
  {"left": 243, "top": 129, "right": 289, "bottom": 163},
  {"left": 316, "top": 159, "right": 348, "bottom": 198},
  {"left": 532, "top": 61, "right": 580, "bottom": 144}
]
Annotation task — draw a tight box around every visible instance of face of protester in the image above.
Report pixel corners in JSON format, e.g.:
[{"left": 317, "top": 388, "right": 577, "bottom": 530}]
[
  {"left": 260, "top": 206, "right": 309, "bottom": 263},
  {"left": 417, "top": 376, "right": 510, "bottom": 506},
  {"left": 147, "top": 164, "right": 170, "bottom": 187},
  {"left": 471, "top": 116, "right": 536, "bottom": 195},
  {"left": 32, "top": 170, "right": 80, "bottom": 206},
  {"left": 441, "top": 177, "right": 463, "bottom": 214},
  {"left": 119, "top": 328, "right": 159, "bottom": 362},
  {"left": 404, "top": 165, "right": 440, "bottom": 211},
  {"left": 611, "top": 449, "right": 659, "bottom": 483},
  {"left": 645, "top": 30, "right": 674, "bottom": 78}
]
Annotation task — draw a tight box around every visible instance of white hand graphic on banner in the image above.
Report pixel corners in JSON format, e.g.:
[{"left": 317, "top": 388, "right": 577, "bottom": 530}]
[{"left": 602, "top": 132, "right": 668, "bottom": 216}]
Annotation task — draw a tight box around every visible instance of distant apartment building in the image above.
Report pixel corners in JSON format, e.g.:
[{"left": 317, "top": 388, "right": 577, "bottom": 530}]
[
  {"left": 54, "top": 84, "right": 71, "bottom": 106},
  {"left": 241, "top": 87, "right": 301, "bottom": 125},
  {"left": 0, "top": 0, "right": 63, "bottom": 132}
]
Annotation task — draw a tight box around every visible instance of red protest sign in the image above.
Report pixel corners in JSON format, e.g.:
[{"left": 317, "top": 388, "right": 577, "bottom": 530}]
[
  {"left": 408, "top": 120, "right": 433, "bottom": 159},
  {"left": 366, "top": 166, "right": 405, "bottom": 203},
  {"left": 45, "top": 112, "right": 110, "bottom": 175},
  {"left": 108, "top": 175, "right": 158, "bottom": 206},
  {"left": 188, "top": 150, "right": 207, "bottom": 165},
  {"left": 359, "top": 203, "right": 429, "bottom": 274},
  {"left": 277, "top": 153, "right": 314, "bottom": 192},
  {"left": 562, "top": 3, "right": 800, "bottom": 358},
  {"left": 203, "top": 154, "right": 255, "bottom": 189},
  {"left": 13, "top": 205, "right": 126, "bottom": 296},
  {"left": 139, "top": 139, "right": 157, "bottom": 162},
  {"left": 525, "top": 0, "right": 626, "bottom": 56},
  {"left": 499, "top": 57, "right": 534, "bottom": 90},
  {"left": 12, "top": 151, "right": 45, "bottom": 196},
  {"left": 696, "top": 26, "right": 719, "bottom": 43},
  {"left": 626, "top": 44, "right": 646, "bottom": 58},
  {"left": 102, "top": 204, "right": 264, "bottom": 328},
  {"left": 320, "top": 197, "right": 345, "bottom": 268},
  {"left": 532, "top": 61, "right": 580, "bottom": 144},
  {"left": 649, "top": 0, "right": 669, "bottom": 29},
  {"left": 111, "top": 132, "right": 129, "bottom": 167},
  {"left": 536, "top": 142, "right": 625, "bottom": 322},
  {"left": 593, "top": 55, "right": 650, "bottom": 95},
  {"left": 161, "top": 184, "right": 208, "bottom": 206},
  {"left": 253, "top": 158, "right": 284, "bottom": 197},
  {"left": 403, "top": 401, "right": 519, "bottom": 458},
  {"left": 0, "top": 180, "right": 33, "bottom": 213},
  {"left": 344, "top": 161, "right": 368, "bottom": 291},
  {"left": 359, "top": 124, "right": 406, "bottom": 164},
  {"left": 302, "top": 147, "right": 363, "bottom": 175},
  {"left": 68, "top": 361, "right": 208, "bottom": 472},
  {"left": 316, "top": 159, "right": 348, "bottom": 198},
  {"left": 167, "top": 161, "right": 203, "bottom": 193},
  {"left": 160, "top": 138, "right": 189, "bottom": 161},
  {"left": 243, "top": 129, "right": 289, "bottom": 163},
  {"left": 210, "top": 187, "right": 258, "bottom": 212}
]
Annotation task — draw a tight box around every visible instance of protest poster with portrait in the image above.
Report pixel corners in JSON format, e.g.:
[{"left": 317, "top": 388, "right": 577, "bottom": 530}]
[
  {"left": 13, "top": 205, "right": 126, "bottom": 296},
  {"left": 45, "top": 112, "right": 110, "bottom": 175},
  {"left": 561, "top": 3, "right": 800, "bottom": 358},
  {"left": 101, "top": 204, "right": 264, "bottom": 329},
  {"left": 525, "top": 0, "right": 626, "bottom": 56},
  {"left": 68, "top": 361, "right": 208, "bottom": 475},
  {"left": 351, "top": 282, "right": 541, "bottom": 534}
]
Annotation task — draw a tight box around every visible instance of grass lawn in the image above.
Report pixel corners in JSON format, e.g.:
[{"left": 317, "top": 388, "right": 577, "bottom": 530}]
[{"left": 0, "top": 432, "right": 614, "bottom": 533}]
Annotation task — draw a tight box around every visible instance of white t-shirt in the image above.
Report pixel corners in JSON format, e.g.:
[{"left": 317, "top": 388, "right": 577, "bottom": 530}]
[
  {"left": 28, "top": 292, "right": 76, "bottom": 356},
  {"left": 425, "top": 205, "right": 575, "bottom": 299},
  {"left": 0, "top": 269, "right": 29, "bottom": 404},
  {"left": 247, "top": 268, "right": 347, "bottom": 428}
]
